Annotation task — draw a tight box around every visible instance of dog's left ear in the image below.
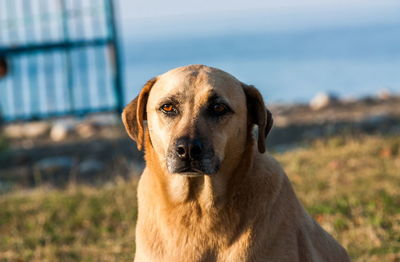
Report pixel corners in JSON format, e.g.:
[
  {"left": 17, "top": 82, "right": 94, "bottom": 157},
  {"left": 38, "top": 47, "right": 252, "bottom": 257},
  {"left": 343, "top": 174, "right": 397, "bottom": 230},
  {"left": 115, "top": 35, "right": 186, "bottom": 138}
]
[
  {"left": 122, "top": 78, "right": 157, "bottom": 151},
  {"left": 242, "top": 83, "right": 273, "bottom": 153}
]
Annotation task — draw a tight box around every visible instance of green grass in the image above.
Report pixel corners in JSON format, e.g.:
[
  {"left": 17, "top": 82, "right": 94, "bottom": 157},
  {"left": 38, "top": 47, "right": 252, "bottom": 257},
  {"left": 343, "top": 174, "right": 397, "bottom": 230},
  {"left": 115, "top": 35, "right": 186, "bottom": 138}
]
[
  {"left": 0, "top": 179, "right": 137, "bottom": 262},
  {"left": 1, "top": 135, "right": 400, "bottom": 261}
]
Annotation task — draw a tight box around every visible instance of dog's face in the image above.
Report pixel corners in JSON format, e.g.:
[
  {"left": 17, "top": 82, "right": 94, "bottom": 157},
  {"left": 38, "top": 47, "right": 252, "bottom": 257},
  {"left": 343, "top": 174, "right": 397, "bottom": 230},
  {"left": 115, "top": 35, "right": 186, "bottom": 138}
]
[
  {"left": 122, "top": 65, "right": 273, "bottom": 176},
  {"left": 146, "top": 66, "right": 249, "bottom": 176}
]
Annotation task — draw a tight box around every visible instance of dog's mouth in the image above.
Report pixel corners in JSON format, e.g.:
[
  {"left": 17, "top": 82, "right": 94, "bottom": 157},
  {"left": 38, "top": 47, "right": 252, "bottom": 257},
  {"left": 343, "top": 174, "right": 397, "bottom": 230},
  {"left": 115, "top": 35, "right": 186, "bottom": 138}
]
[
  {"left": 174, "top": 166, "right": 205, "bottom": 176},
  {"left": 167, "top": 158, "right": 220, "bottom": 176}
]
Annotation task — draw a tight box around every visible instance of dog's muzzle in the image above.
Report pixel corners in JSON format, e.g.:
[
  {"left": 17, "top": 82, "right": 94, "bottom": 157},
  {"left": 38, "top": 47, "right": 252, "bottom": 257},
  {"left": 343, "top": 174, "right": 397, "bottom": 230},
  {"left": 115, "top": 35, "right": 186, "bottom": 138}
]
[{"left": 166, "top": 137, "right": 220, "bottom": 175}]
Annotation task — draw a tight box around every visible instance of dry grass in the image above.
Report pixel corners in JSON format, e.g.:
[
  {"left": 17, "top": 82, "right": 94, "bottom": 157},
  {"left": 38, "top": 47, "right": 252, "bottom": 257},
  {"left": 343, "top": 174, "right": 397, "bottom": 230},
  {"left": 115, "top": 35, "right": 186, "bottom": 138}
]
[
  {"left": 276, "top": 135, "right": 400, "bottom": 262},
  {"left": 1, "top": 135, "right": 399, "bottom": 261}
]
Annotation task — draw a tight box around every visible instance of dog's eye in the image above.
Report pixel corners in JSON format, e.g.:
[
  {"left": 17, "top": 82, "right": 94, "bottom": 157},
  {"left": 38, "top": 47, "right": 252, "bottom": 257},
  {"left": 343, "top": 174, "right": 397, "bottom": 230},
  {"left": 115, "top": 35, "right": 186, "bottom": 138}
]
[
  {"left": 210, "top": 103, "right": 230, "bottom": 116},
  {"left": 160, "top": 104, "right": 177, "bottom": 115},
  {"left": 162, "top": 104, "right": 173, "bottom": 112}
]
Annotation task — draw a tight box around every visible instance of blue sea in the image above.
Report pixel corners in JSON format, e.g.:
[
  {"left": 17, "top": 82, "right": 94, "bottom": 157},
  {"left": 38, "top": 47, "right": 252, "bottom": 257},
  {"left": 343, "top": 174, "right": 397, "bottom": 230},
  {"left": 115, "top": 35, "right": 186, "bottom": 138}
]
[
  {"left": 123, "top": 23, "right": 400, "bottom": 104},
  {"left": 1, "top": 23, "right": 400, "bottom": 119}
]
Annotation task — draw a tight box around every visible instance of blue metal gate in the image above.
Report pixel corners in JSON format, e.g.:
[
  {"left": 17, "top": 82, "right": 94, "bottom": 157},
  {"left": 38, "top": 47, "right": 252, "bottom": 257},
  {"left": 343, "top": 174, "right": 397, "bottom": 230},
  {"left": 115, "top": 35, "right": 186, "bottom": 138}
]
[{"left": 0, "top": 0, "right": 123, "bottom": 122}]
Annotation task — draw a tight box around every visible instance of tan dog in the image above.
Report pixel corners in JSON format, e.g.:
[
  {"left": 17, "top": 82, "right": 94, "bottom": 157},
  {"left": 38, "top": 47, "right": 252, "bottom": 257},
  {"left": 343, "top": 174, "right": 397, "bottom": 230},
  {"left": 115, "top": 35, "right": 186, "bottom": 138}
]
[{"left": 122, "top": 65, "right": 350, "bottom": 262}]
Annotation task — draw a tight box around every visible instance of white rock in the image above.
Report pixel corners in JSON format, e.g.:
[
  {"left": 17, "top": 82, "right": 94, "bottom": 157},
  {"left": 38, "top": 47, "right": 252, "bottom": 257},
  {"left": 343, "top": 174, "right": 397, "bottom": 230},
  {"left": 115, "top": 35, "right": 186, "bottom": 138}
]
[
  {"left": 377, "top": 89, "right": 392, "bottom": 100},
  {"left": 3, "top": 122, "right": 50, "bottom": 138},
  {"left": 76, "top": 123, "right": 97, "bottom": 138},
  {"left": 3, "top": 124, "right": 24, "bottom": 138},
  {"left": 50, "top": 120, "right": 77, "bottom": 141},
  {"left": 50, "top": 125, "right": 68, "bottom": 141},
  {"left": 24, "top": 122, "right": 50, "bottom": 138},
  {"left": 309, "top": 92, "right": 337, "bottom": 110}
]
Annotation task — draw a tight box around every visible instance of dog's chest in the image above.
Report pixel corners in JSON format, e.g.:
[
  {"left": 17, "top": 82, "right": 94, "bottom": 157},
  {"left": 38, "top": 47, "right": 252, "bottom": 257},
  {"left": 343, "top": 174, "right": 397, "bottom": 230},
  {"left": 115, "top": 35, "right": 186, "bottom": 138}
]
[{"left": 137, "top": 210, "right": 253, "bottom": 262}]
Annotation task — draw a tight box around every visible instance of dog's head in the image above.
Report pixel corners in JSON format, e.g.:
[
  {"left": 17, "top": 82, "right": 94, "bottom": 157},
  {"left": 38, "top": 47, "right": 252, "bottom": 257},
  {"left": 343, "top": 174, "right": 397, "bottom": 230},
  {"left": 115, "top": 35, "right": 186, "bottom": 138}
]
[{"left": 122, "top": 65, "right": 273, "bottom": 176}]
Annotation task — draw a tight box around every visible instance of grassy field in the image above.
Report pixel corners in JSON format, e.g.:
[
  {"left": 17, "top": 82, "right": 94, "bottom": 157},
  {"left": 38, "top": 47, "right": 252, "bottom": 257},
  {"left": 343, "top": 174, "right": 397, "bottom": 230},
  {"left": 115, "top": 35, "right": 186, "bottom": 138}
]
[{"left": 0, "top": 135, "right": 399, "bottom": 261}]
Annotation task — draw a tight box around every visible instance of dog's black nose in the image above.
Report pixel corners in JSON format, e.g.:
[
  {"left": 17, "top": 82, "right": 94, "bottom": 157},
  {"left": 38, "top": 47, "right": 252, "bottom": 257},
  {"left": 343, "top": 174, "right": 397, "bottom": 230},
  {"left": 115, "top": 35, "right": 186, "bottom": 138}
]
[{"left": 175, "top": 138, "right": 203, "bottom": 160}]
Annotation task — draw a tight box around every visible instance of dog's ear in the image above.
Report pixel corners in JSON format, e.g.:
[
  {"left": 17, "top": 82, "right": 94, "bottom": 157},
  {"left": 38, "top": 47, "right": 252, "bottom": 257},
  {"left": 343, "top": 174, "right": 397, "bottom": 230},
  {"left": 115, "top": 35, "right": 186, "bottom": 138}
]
[
  {"left": 242, "top": 83, "right": 273, "bottom": 153},
  {"left": 122, "top": 78, "right": 157, "bottom": 151}
]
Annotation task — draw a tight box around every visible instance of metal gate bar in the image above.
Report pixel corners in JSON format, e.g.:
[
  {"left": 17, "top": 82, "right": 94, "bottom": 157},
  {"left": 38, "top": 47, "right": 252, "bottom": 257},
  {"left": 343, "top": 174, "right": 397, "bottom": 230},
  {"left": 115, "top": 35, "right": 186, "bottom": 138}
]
[{"left": 0, "top": 0, "right": 123, "bottom": 122}]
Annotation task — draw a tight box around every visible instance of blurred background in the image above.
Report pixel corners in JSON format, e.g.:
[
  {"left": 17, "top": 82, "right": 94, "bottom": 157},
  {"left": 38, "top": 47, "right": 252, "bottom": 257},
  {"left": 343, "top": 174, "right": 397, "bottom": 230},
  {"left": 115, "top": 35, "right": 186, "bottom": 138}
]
[
  {"left": 0, "top": 0, "right": 399, "bottom": 261},
  {"left": 120, "top": 0, "right": 400, "bottom": 103}
]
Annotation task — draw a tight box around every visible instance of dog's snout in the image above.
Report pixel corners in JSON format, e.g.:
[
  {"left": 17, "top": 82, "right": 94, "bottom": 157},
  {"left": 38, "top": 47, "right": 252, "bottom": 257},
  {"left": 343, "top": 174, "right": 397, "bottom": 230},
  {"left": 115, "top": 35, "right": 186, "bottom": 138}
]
[
  {"left": 175, "top": 138, "right": 203, "bottom": 160},
  {"left": 168, "top": 136, "right": 218, "bottom": 174}
]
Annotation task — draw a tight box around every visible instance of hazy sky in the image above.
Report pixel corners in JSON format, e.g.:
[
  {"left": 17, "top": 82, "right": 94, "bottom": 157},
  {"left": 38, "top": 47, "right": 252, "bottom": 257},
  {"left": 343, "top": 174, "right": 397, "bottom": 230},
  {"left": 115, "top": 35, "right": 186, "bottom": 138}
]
[{"left": 118, "top": 0, "right": 400, "bottom": 38}]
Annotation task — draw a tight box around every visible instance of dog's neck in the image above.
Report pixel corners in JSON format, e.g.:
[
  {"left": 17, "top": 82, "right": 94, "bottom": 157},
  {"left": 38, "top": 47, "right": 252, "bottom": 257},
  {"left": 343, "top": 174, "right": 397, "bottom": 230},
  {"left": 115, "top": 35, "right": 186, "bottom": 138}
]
[{"left": 143, "top": 131, "right": 256, "bottom": 212}]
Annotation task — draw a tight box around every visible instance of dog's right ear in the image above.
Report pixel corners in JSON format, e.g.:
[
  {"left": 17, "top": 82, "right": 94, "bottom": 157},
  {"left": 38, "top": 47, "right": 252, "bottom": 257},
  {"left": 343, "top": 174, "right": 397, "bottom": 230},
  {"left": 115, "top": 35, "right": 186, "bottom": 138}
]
[{"left": 122, "top": 78, "right": 157, "bottom": 151}]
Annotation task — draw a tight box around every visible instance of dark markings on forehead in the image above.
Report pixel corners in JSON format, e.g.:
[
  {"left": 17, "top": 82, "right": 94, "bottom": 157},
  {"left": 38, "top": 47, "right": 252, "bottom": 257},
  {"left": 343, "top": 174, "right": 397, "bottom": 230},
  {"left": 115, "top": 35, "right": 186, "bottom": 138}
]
[
  {"left": 187, "top": 71, "right": 200, "bottom": 85},
  {"left": 207, "top": 91, "right": 232, "bottom": 108},
  {"left": 208, "top": 91, "right": 225, "bottom": 102},
  {"left": 158, "top": 90, "right": 231, "bottom": 107},
  {"left": 158, "top": 92, "right": 186, "bottom": 106}
]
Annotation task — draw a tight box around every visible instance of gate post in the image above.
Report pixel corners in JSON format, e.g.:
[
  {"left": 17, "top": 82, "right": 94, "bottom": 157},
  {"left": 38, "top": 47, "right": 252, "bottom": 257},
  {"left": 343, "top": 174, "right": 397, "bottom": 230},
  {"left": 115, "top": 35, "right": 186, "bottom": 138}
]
[{"left": 106, "top": 0, "right": 124, "bottom": 114}]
